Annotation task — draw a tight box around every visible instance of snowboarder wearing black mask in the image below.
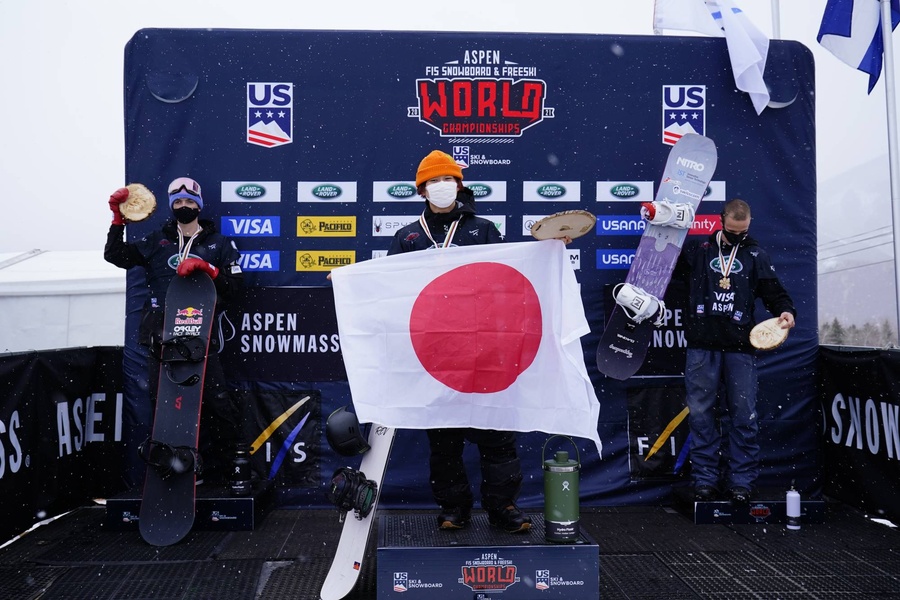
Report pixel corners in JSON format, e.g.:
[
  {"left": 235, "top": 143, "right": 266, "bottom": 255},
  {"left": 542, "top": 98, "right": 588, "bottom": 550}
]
[
  {"left": 673, "top": 198, "right": 796, "bottom": 505},
  {"left": 104, "top": 176, "right": 245, "bottom": 491}
]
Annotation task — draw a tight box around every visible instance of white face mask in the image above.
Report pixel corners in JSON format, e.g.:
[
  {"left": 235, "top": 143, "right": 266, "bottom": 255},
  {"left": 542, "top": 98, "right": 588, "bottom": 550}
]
[{"left": 425, "top": 180, "right": 458, "bottom": 208}]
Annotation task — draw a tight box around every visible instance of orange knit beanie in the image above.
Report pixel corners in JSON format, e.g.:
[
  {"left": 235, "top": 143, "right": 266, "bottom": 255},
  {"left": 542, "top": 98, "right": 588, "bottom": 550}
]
[{"left": 415, "top": 151, "right": 464, "bottom": 187}]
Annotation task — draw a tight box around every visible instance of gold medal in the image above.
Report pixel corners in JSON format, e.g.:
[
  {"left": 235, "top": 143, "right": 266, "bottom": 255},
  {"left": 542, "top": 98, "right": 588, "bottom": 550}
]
[{"left": 716, "top": 231, "right": 739, "bottom": 292}]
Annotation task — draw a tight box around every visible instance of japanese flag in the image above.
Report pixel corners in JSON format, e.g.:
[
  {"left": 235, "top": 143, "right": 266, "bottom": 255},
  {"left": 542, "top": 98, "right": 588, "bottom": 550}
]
[{"left": 331, "top": 240, "right": 602, "bottom": 457}]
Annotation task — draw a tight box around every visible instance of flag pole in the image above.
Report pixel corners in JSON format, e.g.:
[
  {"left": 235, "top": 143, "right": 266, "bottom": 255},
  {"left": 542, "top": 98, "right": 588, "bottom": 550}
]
[
  {"left": 770, "top": 0, "right": 781, "bottom": 38},
  {"left": 882, "top": 0, "right": 900, "bottom": 342}
]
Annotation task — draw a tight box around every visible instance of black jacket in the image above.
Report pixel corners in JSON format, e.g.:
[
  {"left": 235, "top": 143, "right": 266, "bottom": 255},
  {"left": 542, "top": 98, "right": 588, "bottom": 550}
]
[
  {"left": 387, "top": 188, "right": 503, "bottom": 255},
  {"left": 105, "top": 219, "right": 242, "bottom": 346},
  {"left": 674, "top": 233, "right": 795, "bottom": 352}
]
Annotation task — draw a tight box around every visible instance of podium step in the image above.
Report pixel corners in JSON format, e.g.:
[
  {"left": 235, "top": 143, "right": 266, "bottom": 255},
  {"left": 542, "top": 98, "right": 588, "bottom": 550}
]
[
  {"left": 104, "top": 479, "right": 275, "bottom": 532},
  {"left": 376, "top": 512, "right": 599, "bottom": 599},
  {"left": 673, "top": 486, "right": 826, "bottom": 525}
]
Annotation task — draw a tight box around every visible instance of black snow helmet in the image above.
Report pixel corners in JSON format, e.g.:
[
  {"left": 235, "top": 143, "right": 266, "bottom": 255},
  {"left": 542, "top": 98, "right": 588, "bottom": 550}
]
[{"left": 325, "top": 406, "right": 370, "bottom": 456}]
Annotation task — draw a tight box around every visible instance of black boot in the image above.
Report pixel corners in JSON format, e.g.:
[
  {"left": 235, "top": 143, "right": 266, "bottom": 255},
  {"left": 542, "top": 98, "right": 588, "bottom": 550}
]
[
  {"left": 437, "top": 506, "right": 472, "bottom": 530},
  {"left": 488, "top": 504, "right": 532, "bottom": 533}
]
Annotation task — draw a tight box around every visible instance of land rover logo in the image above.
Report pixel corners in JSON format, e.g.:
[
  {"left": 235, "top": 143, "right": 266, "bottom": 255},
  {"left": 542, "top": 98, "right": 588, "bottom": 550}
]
[
  {"left": 610, "top": 184, "right": 639, "bottom": 198},
  {"left": 388, "top": 184, "right": 416, "bottom": 198},
  {"left": 235, "top": 184, "right": 266, "bottom": 199},
  {"left": 312, "top": 184, "right": 342, "bottom": 199},
  {"left": 704, "top": 185, "right": 712, "bottom": 197},
  {"left": 537, "top": 184, "right": 566, "bottom": 198},
  {"left": 468, "top": 183, "right": 492, "bottom": 198}
]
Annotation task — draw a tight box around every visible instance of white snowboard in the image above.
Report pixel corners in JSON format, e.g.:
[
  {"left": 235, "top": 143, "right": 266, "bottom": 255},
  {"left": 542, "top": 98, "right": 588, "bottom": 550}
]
[{"left": 320, "top": 424, "right": 396, "bottom": 600}]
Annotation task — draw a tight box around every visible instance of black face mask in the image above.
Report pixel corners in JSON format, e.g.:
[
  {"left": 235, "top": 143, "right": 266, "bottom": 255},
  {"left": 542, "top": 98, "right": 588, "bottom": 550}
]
[
  {"left": 722, "top": 229, "right": 748, "bottom": 245},
  {"left": 173, "top": 206, "right": 201, "bottom": 224}
]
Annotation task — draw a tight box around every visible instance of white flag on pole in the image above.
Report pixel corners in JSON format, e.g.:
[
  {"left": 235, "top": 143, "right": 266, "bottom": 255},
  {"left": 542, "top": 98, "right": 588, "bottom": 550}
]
[
  {"left": 331, "top": 240, "right": 603, "bottom": 457},
  {"left": 654, "top": 0, "right": 771, "bottom": 115}
]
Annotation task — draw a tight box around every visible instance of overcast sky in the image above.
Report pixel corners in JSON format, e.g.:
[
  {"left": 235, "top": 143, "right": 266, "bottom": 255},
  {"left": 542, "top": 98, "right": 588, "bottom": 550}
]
[{"left": 0, "top": 0, "right": 895, "bottom": 254}]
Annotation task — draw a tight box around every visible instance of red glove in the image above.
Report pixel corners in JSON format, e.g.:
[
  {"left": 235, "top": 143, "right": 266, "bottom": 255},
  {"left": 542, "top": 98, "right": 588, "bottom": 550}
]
[
  {"left": 177, "top": 257, "right": 219, "bottom": 279},
  {"left": 109, "top": 187, "right": 129, "bottom": 225},
  {"left": 640, "top": 202, "right": 656, "bottom": 220}
]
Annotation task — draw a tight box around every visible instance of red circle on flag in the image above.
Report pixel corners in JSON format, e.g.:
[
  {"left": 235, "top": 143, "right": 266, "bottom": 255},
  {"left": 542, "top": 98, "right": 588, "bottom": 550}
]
[{"left": 409, "top": 262, "right": 542, "bottom": 394}]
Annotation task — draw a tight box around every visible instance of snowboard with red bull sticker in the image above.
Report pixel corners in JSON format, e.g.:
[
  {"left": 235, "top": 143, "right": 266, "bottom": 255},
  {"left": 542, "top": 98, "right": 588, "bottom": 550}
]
[
  {"left": 596, "top": 134, "right": 717, "bottom": 380},
  {"left": 139, "top": 271, "right": 216, "bottom": 546}
]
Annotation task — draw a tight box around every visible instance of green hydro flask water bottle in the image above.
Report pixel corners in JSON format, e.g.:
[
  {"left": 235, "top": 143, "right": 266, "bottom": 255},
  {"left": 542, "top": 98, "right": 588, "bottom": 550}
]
[{"left": 542, "top": 435, "right": 580, "bottom": 543}]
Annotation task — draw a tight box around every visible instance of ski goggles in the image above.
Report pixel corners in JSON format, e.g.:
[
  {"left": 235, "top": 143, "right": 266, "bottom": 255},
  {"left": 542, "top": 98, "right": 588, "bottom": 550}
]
[{"left": 168, "top": 177, "right": 202, "bottom": 198}]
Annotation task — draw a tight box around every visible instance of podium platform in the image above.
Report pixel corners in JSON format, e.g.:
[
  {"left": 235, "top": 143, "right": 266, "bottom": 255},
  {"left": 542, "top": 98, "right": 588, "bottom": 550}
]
[
  {"left": 673, "top": 487, "right": 826, "bottom": 525},
  {"left": 104, "top": 479, "right": 275, "bottom": 532},
  {"left": 376, "top": 513, "right": 599, "bottom": 599}
]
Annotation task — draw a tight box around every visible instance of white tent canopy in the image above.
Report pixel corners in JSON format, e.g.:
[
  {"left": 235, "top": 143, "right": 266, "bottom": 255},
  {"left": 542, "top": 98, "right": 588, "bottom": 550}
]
[{"left": 0, "top": 250, "right": 126, "bottom": 353}]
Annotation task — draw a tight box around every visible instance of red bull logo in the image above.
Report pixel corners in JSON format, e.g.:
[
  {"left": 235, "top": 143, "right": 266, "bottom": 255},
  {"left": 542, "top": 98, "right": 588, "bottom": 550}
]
[{"left": 176, "top": 307, "right": 203, "bottom": 317}]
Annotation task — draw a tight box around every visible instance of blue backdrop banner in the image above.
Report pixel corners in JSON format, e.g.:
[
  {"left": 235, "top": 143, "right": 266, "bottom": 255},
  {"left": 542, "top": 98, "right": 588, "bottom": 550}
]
[{"left": 122, "top": 29, "right": 819, "bottom": 508}]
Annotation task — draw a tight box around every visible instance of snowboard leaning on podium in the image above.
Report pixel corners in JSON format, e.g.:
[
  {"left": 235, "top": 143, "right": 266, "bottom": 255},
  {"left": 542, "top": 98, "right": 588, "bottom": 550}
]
[
  {"left": 596, "top": 133, "right": 718, "bottom": 380},
  {"left": 320, "top": 424, "right": 396, "bottom": 600},
  {"left": 138, "top": 271, "right": 216, "bottom": 546}
]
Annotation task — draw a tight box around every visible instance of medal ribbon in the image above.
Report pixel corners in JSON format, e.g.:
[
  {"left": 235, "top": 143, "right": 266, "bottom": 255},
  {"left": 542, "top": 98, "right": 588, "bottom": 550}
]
[
  {"left": 177, "top": 224, "right": 203, "bottom": 264},
  {"left": 716, "top": 230, "right": 740, "bottom": 280},
  {"left": 419, "top": 212, "right": 461, "bottom": 249}
]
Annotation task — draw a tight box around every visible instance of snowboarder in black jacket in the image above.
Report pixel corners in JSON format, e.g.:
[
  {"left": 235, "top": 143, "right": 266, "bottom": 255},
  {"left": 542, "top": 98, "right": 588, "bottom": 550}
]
[
  {"left": 387, "top": 151, "right": 531, "bottom": 533},
  {"left": 673, "top": 198, "right": 795, "bottom": 504},
  {"left": 105, "top": 177, "right": 243, "bottom": 488}
]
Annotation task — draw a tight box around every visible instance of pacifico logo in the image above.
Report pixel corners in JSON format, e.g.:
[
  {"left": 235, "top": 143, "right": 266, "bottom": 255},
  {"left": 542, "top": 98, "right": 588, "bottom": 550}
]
[
  {"left": 296, "top": 251, "right": 356, "bottom": 271},
  {"left": 296, "top": 216, "right": 357, "bottom": 237}
]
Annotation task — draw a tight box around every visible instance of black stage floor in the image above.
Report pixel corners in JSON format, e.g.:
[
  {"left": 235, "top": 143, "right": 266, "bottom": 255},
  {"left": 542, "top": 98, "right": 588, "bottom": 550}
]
[{"left": 1, "top": 498, "right": 898, "bottom": 599}]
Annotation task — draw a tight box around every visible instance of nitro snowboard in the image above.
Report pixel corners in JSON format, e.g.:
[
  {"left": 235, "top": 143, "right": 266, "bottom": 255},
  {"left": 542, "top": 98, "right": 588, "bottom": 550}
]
[
  {"left": 320, "top": 424, "right": 396, "bottom": 600},
  {"left": 596, "top": 134, "right": 717, "bottom": 380},
  {"left": 139, "top": 271, "right": 216, "bottom": 546}
]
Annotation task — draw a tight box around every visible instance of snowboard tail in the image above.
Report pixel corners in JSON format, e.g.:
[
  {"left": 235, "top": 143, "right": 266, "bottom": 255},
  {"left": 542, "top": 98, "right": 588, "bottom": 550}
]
[
  {"left": 596, "top": 134, "right": 718, "bottom": 380},
  {"left": 139, "top": 272, "right": 216, "bottom": 546}
]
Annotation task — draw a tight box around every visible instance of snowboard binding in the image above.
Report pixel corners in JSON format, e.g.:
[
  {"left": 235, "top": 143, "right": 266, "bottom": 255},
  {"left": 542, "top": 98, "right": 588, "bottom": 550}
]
[
  {"left": 138, "top": 437, "right": 203, "bottom": 480},
  {"left": 640, "top": 198, "right": 696, "bottom": 229},
  {"left": 160, "top": 336, "right": 207, "bottom": 386},
  {"left": 327, "top": 466, "right": 377, "bottom": 520},
  {"left": 161, "top": 335, "right": 208, "bottom": 362},
  {"left": 613, "top": 282, "right": 666, "bottom": 326}
]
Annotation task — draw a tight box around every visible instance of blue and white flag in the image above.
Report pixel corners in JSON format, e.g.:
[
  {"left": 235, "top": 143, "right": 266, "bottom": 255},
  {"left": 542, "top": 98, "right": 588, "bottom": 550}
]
[
  {"left": 817, "top": 0, "right": 900, "bottom": 93},
  {"left": 654, "top": 0, "right": 770, "bottom": 115}
]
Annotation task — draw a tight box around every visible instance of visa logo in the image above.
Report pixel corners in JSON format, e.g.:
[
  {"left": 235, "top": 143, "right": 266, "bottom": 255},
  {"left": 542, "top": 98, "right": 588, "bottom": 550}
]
[
  {"left": 221, "top": 217, "right": 280, "bottom": 237},
  {"left": 238, "top": 251, "right": 279, "bottom": 271},
  {"left": 596, "top": 249, "right": 636, "bottom": 269}
]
